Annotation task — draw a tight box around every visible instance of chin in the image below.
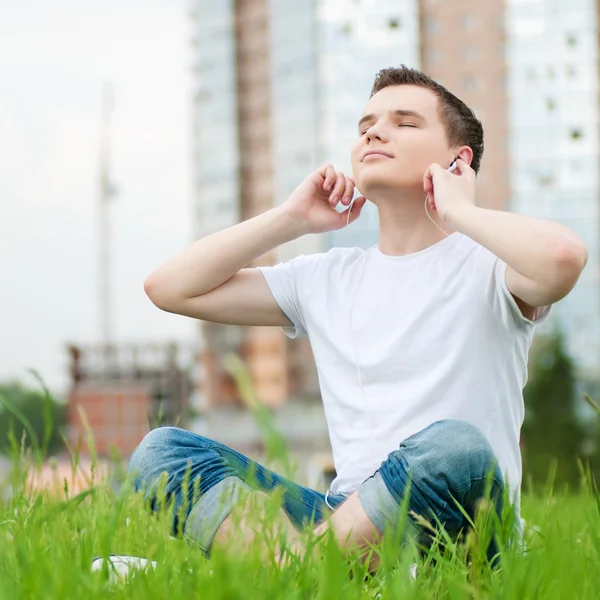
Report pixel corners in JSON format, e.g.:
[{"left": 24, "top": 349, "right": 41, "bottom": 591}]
[{"left": 357, "top": 171, "right": 412, "bottom": 196}]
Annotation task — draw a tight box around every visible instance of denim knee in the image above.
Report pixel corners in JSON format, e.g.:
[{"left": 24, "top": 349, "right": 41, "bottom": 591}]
[
  {"left": 378, "top": 420, "right": 504, "bottom": 531},
  {"left": 128, "top": 426, "right": 180, "bottom": 489}
]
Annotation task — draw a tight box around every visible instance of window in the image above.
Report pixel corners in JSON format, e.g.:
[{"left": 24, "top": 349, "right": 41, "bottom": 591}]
[
  {"left": 427, "top": 49, "right": 442, "bottom": 66},
  {"left": 388, "top": 18, "right": 401, "bottom": 30},
  {"left": 570, "top": 129, "right": 584, "bottom": 141},
  {"left": 342, "top": 22, "right": 352, "bottom": 35},
  {"left": 460, "top": 14, "right": 478, "bottom": 31},
  {"left": 425, "top": 16, "right": 440, "bottom": 34},
  {"left": 525, "top": 67, "right": 536, "bottom": 83},
  {"left": 538, "top": 173, "right": 556, "bottom": 187},
  {"left": 566, "top": 65, "right": 577, "bottom": 79},
  {"left": 462, "top": 46, "right": 479, "bottom": 61},
  {"left": 546, "top": 66, "right": 555, "bottom": 80},
  {"left": 546, "top": 98, "right": 556, "bottom": 111},
  {"left": 566, "top": 34, "right": 578, "bottom": 47},
  {"left": 463, "top": 75, "right": 481, "bottom": 92}
]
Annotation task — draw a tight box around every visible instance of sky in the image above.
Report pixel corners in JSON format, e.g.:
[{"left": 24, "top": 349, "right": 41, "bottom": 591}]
[{"left": 0, "top": 1, "right": 196, "bottom": 395}]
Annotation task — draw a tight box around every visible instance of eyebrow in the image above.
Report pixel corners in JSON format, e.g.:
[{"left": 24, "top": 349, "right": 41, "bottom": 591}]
[{"left": 357, "top": 109, "right": 426, "bottom": 131}]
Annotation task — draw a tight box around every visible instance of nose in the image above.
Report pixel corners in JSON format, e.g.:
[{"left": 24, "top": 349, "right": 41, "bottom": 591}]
[{"left": 365, "top": 121, "right": 388, "bottom": 144}]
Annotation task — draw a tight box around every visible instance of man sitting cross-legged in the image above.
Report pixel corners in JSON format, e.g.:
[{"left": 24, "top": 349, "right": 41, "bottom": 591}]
[{"left": 127, "top": 66, "right": 587, "bottom": 568}]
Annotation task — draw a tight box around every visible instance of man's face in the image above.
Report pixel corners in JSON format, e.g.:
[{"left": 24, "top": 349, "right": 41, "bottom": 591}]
[{"left": 350, "top": 85, "right": 453, "bottom": 198}]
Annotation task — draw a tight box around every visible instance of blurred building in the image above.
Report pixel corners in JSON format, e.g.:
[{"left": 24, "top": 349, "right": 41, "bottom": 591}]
[
  {"left": 506, "top": 0, "right": 600, "bottom": 378},
  {"left": 190, "top": 0, "right": 599, "bottom": 413},
  {"left": 190, "top": 0, "right": 511, "bottom": 409},
  {"left": 67, "top": 343, "right": 193, "bottom": 457}
]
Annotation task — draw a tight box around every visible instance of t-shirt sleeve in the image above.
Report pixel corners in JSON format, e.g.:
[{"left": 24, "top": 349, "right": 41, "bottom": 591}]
[
  {"left": 258, "top": 254, "right": 321, "bottom": 339},
  {"left": 476, "top": 245, "right": 552, "bottom": 330}
]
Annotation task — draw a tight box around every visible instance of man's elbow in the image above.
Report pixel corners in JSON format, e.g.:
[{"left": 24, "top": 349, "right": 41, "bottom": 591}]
[
  {"left": 550, "top": 239, "right": 588, "bottom": 296},
  {"left": 144, "top": 273, "right": 177, "bottom": 312}
]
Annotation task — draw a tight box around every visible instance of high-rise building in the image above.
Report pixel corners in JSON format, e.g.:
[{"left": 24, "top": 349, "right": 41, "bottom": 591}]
[
  {"left": 506, "top": 0, "right": 600, "bottom": 377},
  {"left": 420, "top": 1, "right": 509, "bottom": 212},
  {"left": 190, "top": 0, "right": 598, "bottom": 407}
]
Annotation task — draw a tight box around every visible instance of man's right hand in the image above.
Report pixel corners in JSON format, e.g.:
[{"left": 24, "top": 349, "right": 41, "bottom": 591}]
[
  {"left": 144, "top": 165, "right": 367, "bottom": 328},
  {"left": 282, "top": 164, "right": 367, "bottom": 234}
]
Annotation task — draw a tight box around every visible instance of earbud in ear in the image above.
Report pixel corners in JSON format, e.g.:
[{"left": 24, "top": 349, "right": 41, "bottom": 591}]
[{"left": 447, "top": 160, "right": 458, "bottom": 173}]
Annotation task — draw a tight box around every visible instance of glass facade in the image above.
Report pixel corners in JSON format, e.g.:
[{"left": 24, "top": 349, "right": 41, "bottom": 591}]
[
  {"left": 269, "top": 0, "right": 322, "bottom": 260},
  {"left": 191, "top": 0, "right": 240, "bottom": 239},
  {"left": 269, "top": 0, "right": 420, "bottom": 256},
  {"left": 317, "top": 0, "right": 421, "bottom": 250},
  {"left": 506, "top": 0, "right": 600, "bottom": 374},
  {"left": 190, "top": 0, "right": 599, "bottom": 376},
  {"left": 270, "top": 0, "right": 319, "bottom": 207}
]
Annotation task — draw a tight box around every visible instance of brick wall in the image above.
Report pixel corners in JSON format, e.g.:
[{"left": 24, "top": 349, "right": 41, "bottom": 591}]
[{"left": 69, "top": 383, "right": 150, "bottom": 458}]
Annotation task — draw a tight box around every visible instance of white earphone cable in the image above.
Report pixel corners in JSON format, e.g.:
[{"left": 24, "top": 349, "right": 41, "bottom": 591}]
[
  {"left": 346, "top": 200, "right": 354, "bottom": 226},
  {"left": 348, "top": 246, "right": 379, "bottom": 447},
  {"left": 347, "top": 160, "right": 455, "bottom": 433},
  {"left": 424, "top": 194, "right": 450, "bottom": 238}
]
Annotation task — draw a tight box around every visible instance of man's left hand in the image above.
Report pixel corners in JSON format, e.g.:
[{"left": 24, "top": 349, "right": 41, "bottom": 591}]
[{"left": 423, "top": 159, "right": 477, "bottom": 225}]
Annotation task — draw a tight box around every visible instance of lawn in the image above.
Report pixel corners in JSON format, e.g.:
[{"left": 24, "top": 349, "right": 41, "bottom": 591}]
[{"left": 0, "top": 455, "right": 599, "bottom": 600}]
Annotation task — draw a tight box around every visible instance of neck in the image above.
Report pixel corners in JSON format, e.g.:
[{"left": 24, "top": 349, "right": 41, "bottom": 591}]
[{"left": 374, "top": 191, "right": 453, "bottom": 256}]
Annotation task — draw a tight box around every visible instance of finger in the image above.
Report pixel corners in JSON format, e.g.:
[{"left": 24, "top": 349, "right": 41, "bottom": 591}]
[
  {"left": 426, "top": 162, "right": 445, "bottom": 187},
  {"left": 341, "top": 176, "right": 355, "bottom": 205},
  {"left": 329, "top": 171, "right": 347, "bottom": 205},
  {"left": 323, "top": 165, "right": 336, "bottom": 191},
  {"left": 428, "top": 162, "right": 443, "bottom": 175},
  {"left": 455, "top": 158, "right": 474, "bottom": 177},
  {"left": 425, "top": 192, "right": 435, "bottom": 210},
  {"left": 348, "top": 196, "right": 367, "bottom": 223},
  {"left": 423, "top": 169, "right": 434, "bottom": 196}
]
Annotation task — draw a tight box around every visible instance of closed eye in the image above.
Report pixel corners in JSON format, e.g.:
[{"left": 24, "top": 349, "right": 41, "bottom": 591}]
[{"left": 360, "top": 123, "right": 417, "bottom": 135}]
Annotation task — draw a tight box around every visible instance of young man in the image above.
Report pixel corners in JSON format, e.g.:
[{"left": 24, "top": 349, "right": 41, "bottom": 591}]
[{"left": 129, "top": 67, "right": 587, "bottom": 563}]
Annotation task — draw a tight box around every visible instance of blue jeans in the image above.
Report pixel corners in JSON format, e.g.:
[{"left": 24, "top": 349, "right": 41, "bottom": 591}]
[{"left": 129, "top": 419, "right": 504, "bottom": 555}]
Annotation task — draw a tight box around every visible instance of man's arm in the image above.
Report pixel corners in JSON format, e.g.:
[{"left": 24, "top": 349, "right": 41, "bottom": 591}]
[
  {"left": 144, "top": 206, "right": 305, "bottom": 326},
  {"left": 144, "top": 165, "right": 361, "bottom": 326},
  {"left": 426, "top": 160, "right": 588, "bottom": 310},
  {"left": 449, "top": 206, "right": 587, "bottom": 308}
]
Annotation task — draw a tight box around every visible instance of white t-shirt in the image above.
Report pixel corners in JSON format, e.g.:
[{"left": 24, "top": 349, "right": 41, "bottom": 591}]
[{"left": 258, "top": 233, "right": 549, "bottom": 506}]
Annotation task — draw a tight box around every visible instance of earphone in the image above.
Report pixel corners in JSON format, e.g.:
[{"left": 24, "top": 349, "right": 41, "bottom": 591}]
[{"left": 348, "top": 244, "right": 377, "bottom": 442}]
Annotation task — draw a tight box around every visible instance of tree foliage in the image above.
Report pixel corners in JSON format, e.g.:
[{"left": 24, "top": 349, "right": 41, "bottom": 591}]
[
  {"left": 0, "top": 381, "right": 66, "bottom": 456},
  {"left": 521, "top": 330, "right": 593, "bottom": 490}
]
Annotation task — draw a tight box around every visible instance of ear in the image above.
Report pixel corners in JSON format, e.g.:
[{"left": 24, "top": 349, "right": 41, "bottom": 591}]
[{"left": 454, "top": 145, "right": 474, "bottom": 167}]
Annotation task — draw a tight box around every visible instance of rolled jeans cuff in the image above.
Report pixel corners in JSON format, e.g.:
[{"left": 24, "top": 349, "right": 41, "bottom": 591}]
[
  {"left": 358, "top": 471, "right": 419, "bottom": 543},
  {"left": 184, "top": 476, "right": 252, "bottom": 553}
]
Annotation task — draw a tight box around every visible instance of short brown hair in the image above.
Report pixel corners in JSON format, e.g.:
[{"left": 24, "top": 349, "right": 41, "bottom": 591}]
[{"left": 370, "top": 66, "right": 484, "bottom": 173}]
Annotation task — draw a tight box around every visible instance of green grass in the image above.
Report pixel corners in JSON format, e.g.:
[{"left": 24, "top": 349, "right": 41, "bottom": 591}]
[
  {"left": 2, "top": 372, "right": 600, "bottom": 599},
  {"left": 0, "top": 456, "right": 600, "bottom": 599}
]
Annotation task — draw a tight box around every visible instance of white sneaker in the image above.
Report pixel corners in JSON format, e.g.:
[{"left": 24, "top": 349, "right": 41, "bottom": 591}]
[{"left": 91, "top": 555, "right": 157, "bottom": 582}]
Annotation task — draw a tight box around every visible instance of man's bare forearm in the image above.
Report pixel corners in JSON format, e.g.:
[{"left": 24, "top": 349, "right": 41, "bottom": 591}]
[{"left": 144, "top": 206, "right": 307, "bottom": 301}]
